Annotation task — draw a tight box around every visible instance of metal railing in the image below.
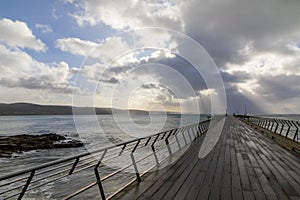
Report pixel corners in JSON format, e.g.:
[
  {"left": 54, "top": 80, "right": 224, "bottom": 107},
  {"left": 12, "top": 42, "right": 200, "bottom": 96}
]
[
  {"left": 0, "top": 118, "right": 214, "bottom": 200},
  {"left": 238, "top": 115, "right": 300, "bottom": 142}
]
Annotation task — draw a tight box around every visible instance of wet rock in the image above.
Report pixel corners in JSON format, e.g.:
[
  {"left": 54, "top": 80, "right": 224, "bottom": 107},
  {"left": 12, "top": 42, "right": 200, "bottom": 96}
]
[{"left": 0, "top": 133, "right": 83, "bottom": 157}]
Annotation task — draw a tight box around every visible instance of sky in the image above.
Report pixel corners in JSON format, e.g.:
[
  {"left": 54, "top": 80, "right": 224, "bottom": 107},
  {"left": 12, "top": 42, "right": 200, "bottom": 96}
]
[{"left": 0, "top": 0, "right": 299, "bottom": 114}]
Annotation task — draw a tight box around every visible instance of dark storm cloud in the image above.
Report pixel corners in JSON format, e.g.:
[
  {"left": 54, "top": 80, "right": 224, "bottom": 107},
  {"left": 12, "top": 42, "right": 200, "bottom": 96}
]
[
  {"left": 0, "top": 76, "right": 74, "bottom": 93},
  {"left": 256, "top": 75, "right": 300, "bottom": 100},
  {"left": 182, "top": 0, "right": 300, "bottom": 67},
  {"left": 221, "top": 71, "right": 251, "bottom": 83},
  {"left": 141, "top": 83, "right": 159, "bottom": 89},
  {"left": 178, "top": 0, "right": 300, "bottom": 113},
  {"left": 99, "top": 77, "right": 119, "bottom": 84}
]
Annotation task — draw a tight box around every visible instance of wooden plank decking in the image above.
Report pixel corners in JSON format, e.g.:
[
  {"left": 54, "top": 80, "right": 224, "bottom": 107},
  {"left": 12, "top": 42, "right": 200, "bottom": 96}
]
[{"left": 111, "top": 116, "right": 300, "bottom": 200}]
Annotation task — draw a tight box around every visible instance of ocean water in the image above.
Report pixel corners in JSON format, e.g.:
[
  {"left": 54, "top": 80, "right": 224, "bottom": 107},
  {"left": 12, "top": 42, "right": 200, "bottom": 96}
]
[
  {"left": 260, "top": 114, "right": 300, "bottom": 121},
  {"left": 0, "top": 114, "right": 206, "bottom": 199}
]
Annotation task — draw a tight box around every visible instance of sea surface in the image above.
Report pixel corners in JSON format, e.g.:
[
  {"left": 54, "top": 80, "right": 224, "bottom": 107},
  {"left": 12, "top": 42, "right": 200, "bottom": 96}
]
[{"left": 261, "top": 114, "right": 300, "bottom": 121}]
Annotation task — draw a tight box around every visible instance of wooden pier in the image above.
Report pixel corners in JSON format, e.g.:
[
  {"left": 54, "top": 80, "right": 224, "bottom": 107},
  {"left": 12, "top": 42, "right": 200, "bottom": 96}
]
[{"left": 112, "top": 116, "right": 300, "bottom": 200}]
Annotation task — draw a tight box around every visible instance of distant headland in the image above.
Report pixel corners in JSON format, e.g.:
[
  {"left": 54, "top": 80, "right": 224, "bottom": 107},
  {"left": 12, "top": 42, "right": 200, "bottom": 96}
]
[{"left": 0, "top": 103, "right": 150, "bottom": 116}]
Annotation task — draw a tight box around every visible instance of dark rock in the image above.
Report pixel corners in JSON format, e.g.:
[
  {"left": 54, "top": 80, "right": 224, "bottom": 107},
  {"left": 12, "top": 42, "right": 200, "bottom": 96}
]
[{"left": 0, "top": 133, "right": 84, "bottom": 157}]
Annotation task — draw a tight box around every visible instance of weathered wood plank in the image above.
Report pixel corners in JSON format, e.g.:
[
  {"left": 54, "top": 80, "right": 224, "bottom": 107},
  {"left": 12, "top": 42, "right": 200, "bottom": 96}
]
[{"left": 112, "top": 116, "right": 300, "bottom": 200}]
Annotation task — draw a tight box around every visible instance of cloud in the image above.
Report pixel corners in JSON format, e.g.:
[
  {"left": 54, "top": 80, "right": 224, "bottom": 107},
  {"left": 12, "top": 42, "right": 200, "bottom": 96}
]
[
  {"left": 256, "top": 75, "right": 300, "bottom": 100},
  {"left": 0, "top": 18, "right": 47, "bottom": 52},
  {"left": 56, "top": 37, "right": 98, "bottom": 56},
  {"left": 142, "top": 83, "right": 160, "bottom": 89},
  {"left": 100, "top": 77, "right": 119, "bottom": 84},
  {"left": 35, "top": 24, "right": 53, "bottom": 33},
  {"left": 56, "top": 36, "right": 130, "bottom": 63},
  {"left": 0, "top": 44, "right": 75, "bottom": 93},
  {"left": 2, "top": 1, "right": 299, "bottom": 113},
  {"left": 181, "top": 0, "right": 300, "bottom": 113},
  {"left": 221, "top": 71, "right": 251, "bottom": 83},
  {"left": 182, "top": 0, "right": 300, "bottom": 66},
  {"left": 128, "top": 82, "right": 181, "bottom": 111},
  {"left": 71, "top": 0, "right": 183, "bottom": 30}
]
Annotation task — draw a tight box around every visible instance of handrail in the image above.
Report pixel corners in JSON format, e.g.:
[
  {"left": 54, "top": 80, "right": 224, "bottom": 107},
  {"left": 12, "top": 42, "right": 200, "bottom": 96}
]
[
  {"left": 237, "top": 115, "right": 299, "bottom": 142},
  {"left": 0, "top": 117, "right": 217, "bottom": 200}
]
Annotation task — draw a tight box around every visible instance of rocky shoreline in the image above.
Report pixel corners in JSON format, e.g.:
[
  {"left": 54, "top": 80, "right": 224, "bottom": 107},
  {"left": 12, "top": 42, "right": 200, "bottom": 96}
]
[{"left": 0, "top": 133, "right": 84, "bottom": 157}]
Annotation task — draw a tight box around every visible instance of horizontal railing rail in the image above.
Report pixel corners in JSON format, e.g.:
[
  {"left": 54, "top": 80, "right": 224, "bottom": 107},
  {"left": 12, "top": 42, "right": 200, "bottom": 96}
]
[
  {"left": 0, "top": 117, "right": 219, "bottom": 200},
  {"left": 237, "top": 115, "right": 300, "bottom": 142}
]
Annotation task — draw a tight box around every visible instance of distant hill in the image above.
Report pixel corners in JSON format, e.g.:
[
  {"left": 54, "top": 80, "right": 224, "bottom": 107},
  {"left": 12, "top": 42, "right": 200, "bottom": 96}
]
[{"left": 0, "top": 103, "right": 149, "bottom": 116}]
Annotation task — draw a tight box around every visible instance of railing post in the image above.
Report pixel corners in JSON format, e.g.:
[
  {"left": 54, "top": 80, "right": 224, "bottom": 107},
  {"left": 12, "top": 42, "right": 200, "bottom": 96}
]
[
  {"left": 175, "top": 131, "right": 181, "bottom": 150},
  {"left": 160, "top": 132, "right": 167, "bottom": 140},
  {"left": 18, "top": 170, "right": 35, "bottom": 200},
  {"left": 259, "top": 119, "right": 263, "bottom": 127},
  {"left": 132, "top": 139, "right": 140, "bottom": 153},
  {"left": 151, "top": 144, "right": 159, "bottom": 168},
  {"left": 181, "top": 127, "right": 188, "bottom": 145},
  {"left": 94, "top": 149, "right": 107, "bottom": 200},
  {"left": 151, "top": 134, "right": 160, "bottom": 167},
  {"left": 280, "top": 121, "right": 285, "bottom": 135},
  {"left": 267, "top": 120, "right": 272, "bottom": 130},
  {"left": 151, "top": 134, "right": 159, "bottom": 147},
  {"left": 296, "top": 122, "right": 300, "bottom": 141},
  {"left": 197, "top": 124, "right": 201, "bottom": 136},
  {"left": 130, "top": 153, "right": 141, "bottom": 182},
  {"left": 285, "top": 120, "right": 291, "bottom": 138},
  {"left": 270, "top": 120, "right": 275, "bottom": 131},
  {"left": 187, "top": 126, "right": 193, "bottom": 142},
  {"left": 197, "top": 124, "right": 201, "bottom": 134},
  {"left": 202, "top": 123, "right": 206, "bottom": 132},
  {"left": 201, "top": 123, "right": 205, "bottom": 133},
  {"left": 291, "top": 121, "right": 299, "bottom": 141},
  {"left": 263, "top": 120, "right": 268, "bottom": 128},
  {"left": 69, "top": 157, "right": 79, "bottom": 175},
  {"left": 144, "top": 137, "right": 151, "bottom": 146},
  {"left": 165, "top": 130, "right": 173, "bottom": 145},
  {"left": 131, "top": 140, "right": 141, "bottom": 182},
  {"left": 260, "top": 120, "right": 264, "bottom": 127},
  {"left": 192, "top": 126, "right": 197, "bottom": 139},
  {"left": 274, "top": 119, "right": 279, "bottom": 134},
  {"left": 165, "top": 131, "right": 173, "bottom": 157},
  {"left": 118, "top": 143, "right": 127, "bottom": 156}
]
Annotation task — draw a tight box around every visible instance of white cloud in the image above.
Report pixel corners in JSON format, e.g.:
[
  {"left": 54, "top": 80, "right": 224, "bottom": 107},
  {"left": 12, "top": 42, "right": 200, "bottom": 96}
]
[
  {"left": 227, "top": 50, "right": 300, "bottom": 77},
  {"left": 35, "top": 24, "right": 53, "bottom": 33},
  {"left": 0, "top": 18, "right": 47, "bottom": 52},
  {"left": 72, "top": 0, "right": 183, "bottom": 30},
  {"left": 56, "top": 36, "right": 131, "bottom": 64},
  {"left": 56, "top": 37, "right": 98, "bottom": 56},
  {"left": 0, "top": 44, "right": 74, "bottom": 93}
]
